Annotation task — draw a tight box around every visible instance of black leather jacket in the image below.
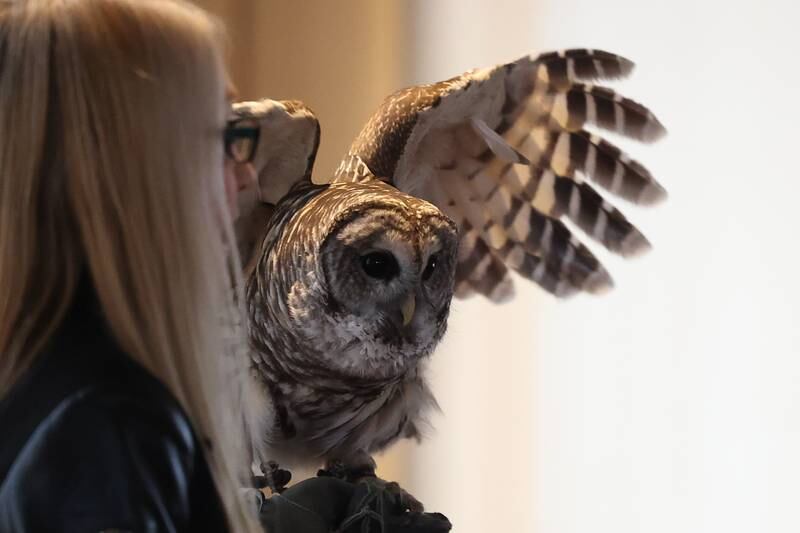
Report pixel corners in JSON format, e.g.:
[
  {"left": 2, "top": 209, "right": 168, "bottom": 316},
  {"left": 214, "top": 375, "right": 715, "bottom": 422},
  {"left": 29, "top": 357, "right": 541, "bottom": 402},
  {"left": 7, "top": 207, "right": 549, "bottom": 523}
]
[{"left": 0, "top": 282, "right": 230, "bottom": 533}]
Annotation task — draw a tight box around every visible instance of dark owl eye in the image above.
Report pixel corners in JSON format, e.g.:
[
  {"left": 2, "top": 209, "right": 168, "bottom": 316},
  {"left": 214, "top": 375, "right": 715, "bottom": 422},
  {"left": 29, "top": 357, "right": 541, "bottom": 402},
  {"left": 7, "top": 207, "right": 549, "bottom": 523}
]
[
  {"left": 422, "top": 254, "right": 438, "bottom": 281},
  {"left": 360, "top": 251, "right": 400, "bottom": 281}
]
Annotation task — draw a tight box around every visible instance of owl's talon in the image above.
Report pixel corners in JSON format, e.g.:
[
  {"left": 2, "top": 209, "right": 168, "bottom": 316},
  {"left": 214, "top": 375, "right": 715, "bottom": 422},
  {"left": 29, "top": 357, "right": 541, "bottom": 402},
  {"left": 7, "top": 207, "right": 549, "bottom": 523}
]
[
  {"left": 255, "top": 461, "right": 292, "bottom": 494},
  {"left": 319, "top": 457, "right": 376, "bottom": 482},
  {"left": 317, "top": 460, "right": 350, "bottom": 480}
]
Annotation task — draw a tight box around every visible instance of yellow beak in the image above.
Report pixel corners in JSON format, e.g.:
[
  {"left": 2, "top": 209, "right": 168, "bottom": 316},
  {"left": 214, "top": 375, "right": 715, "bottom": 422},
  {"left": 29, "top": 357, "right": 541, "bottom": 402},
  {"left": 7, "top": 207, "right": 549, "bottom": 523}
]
[{"left": 401, "top": 294, "right": 416, "bottom": 326}]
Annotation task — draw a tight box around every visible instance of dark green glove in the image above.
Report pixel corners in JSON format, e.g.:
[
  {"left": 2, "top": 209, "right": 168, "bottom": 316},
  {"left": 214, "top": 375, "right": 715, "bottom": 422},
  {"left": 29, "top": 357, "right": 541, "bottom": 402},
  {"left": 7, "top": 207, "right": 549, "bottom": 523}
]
[{"left": 256, "top": 477, "right": 452, "bottom": 533}]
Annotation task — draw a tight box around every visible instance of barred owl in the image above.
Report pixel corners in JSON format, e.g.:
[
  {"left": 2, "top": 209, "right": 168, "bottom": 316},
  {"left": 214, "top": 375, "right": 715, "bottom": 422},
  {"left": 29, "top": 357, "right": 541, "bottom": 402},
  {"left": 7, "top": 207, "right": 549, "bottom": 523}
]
[{"left": 234, "top": 49, "right": 666, "bottom": 489}]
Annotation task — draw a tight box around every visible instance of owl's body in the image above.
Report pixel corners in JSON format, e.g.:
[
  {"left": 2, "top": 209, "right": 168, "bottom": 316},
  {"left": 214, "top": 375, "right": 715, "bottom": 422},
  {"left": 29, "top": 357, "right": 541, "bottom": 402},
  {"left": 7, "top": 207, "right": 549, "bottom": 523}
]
[
  {"left": 234, "top": 49, "right": 667, "bottom": 477},
  {"left": 246, "top": 180, "right": 454, "bottom": 468}
]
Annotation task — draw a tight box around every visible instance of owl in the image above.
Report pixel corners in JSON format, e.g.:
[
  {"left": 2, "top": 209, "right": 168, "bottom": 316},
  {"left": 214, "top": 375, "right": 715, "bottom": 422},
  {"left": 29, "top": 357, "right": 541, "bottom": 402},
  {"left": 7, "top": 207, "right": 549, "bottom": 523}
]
[{"left": 233, "top": 49, "right": 666, "bottom": 498}]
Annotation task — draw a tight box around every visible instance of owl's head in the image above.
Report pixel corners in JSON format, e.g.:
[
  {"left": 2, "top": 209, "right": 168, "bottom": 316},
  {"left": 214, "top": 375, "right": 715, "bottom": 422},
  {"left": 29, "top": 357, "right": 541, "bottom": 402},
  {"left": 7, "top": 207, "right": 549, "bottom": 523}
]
[{"left": 270, "top": 181, "right": 458, "bottom": 380}]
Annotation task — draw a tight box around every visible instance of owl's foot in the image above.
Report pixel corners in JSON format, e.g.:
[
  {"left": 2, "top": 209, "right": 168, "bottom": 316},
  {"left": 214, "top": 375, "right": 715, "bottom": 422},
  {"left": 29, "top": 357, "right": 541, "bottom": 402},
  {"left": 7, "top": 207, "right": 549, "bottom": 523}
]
[
  {"left": 317, "top": 457, "right": 376, "bottom": 482},
  {"left": 318, "top": 458, "right": 424, "bottom": 512},
  {"left": 253, "top": 461, "right": 292, "bottom": 494}
]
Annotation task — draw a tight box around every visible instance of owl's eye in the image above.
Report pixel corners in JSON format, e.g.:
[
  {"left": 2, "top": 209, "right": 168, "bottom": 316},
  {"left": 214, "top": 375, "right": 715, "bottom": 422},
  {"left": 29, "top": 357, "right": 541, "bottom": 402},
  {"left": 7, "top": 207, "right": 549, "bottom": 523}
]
[
  {"left": 360, "top": 251, "right": 400, "bottom": 281},
  {"left": 422, "top": 254, "right": 438, "bottom": 281}
]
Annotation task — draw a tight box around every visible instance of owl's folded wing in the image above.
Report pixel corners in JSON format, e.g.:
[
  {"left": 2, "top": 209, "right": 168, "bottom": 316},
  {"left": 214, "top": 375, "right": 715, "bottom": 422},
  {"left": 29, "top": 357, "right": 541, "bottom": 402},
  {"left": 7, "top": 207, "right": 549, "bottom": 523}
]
[{"left": 333, "top": 49, "right": 666, "bottom": 300}]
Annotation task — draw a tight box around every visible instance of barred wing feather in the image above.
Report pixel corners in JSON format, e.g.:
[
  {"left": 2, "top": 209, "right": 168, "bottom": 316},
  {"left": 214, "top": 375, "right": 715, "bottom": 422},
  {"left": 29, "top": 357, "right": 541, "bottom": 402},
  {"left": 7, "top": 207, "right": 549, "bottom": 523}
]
[{"left": 335, "top": 49, "right": 666, "bottom": 300}]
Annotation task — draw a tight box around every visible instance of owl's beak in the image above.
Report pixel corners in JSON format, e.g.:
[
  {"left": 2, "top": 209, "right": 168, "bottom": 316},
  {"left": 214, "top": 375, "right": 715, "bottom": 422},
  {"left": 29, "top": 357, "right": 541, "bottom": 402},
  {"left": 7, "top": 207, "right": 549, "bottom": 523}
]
[{"left": 401, "top": 294, "right": 416, "bottom": 326}]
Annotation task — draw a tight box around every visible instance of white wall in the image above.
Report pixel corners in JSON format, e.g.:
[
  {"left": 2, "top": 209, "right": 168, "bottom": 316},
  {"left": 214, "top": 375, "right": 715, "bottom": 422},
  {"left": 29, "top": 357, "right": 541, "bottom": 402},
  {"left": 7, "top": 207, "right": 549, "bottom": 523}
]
[{"left": 392, "top": 1, "right": 800, "bottom": 532}]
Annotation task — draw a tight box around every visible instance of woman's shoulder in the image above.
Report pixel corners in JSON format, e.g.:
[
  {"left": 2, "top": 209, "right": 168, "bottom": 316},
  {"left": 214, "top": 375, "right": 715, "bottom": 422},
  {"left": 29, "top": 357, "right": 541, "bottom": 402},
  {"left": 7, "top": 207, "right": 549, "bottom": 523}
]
[
  {"left": 2, "top": 370, "right": 198, "bottom": 492},
  {"left": 0, "top": 309, "right": 228, "bottom": 532},
  {"left": 0, "top": 309, "right": 193, "bottom": 472},
  {"left": 0, "top": 378, "right": 208, "bottom": 532}
]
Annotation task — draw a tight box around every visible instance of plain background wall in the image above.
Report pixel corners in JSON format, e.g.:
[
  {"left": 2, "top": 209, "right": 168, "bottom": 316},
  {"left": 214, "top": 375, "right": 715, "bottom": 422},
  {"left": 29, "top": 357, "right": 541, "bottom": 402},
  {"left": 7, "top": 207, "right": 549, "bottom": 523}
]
[{"left": 197, "top": 1, "right": 800, "bottom": 532}]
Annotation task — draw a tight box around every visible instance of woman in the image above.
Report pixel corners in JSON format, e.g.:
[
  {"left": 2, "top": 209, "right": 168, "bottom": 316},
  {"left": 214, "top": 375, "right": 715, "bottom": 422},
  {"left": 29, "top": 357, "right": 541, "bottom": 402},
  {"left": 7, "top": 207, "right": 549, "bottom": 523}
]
[{"left": 0, "top": 0, "right": 260, "bottom": 530}]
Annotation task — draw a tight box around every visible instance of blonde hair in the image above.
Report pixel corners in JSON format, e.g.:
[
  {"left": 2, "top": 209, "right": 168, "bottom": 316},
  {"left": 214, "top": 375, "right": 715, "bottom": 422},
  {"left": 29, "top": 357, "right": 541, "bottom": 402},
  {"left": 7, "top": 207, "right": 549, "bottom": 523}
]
[{"left": 0, "top": 0, "right": 259, "bottom": 530}]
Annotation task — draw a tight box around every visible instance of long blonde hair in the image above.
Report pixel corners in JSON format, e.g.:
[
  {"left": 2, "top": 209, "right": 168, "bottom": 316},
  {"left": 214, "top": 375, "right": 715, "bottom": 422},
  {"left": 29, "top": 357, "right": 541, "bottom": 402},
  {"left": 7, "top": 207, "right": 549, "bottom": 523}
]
[{"left": 0, "top": 0, "right": 259, "bottom": 530}]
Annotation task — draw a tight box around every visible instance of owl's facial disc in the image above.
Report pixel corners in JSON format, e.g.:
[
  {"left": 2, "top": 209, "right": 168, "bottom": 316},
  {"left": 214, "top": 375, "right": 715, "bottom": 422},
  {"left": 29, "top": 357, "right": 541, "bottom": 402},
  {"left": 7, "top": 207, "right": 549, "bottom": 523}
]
[{"left": 317, "top": 202, "right": 457, "bottom": 377}]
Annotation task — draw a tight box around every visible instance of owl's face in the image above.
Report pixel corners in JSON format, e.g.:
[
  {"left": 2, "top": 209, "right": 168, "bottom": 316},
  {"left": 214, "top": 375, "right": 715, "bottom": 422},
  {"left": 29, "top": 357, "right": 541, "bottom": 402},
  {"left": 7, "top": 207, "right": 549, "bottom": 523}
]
[
  {"left": 279, "top": 183, "right": 458, "bottom": 380},
  {"left": 320, "top": 198, "right": 457, "bottom": 378}
]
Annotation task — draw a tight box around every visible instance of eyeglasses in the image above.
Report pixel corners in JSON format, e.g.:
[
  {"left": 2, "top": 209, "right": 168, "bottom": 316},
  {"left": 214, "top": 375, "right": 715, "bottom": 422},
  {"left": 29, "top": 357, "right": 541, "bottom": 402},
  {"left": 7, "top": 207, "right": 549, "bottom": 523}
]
[{"left": 224, "top": 120, "right": 260, "bottom": 163}]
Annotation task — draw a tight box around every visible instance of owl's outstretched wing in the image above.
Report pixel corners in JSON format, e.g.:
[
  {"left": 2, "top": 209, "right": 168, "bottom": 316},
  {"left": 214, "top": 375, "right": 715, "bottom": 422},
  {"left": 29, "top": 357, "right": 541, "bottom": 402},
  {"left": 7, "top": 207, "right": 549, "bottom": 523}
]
[
  {"left": 231, "top": 99, "right": 320, "bottom": 268},
  {"left": 333, "top": 49, "right": 666, "bottom": 300}
]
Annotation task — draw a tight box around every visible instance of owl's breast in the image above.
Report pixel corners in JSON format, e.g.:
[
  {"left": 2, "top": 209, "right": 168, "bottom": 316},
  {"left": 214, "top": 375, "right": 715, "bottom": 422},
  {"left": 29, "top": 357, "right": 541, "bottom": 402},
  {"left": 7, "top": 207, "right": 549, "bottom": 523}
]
[{"left": 264, "top": 370, "right": 436, "bottom": 468}]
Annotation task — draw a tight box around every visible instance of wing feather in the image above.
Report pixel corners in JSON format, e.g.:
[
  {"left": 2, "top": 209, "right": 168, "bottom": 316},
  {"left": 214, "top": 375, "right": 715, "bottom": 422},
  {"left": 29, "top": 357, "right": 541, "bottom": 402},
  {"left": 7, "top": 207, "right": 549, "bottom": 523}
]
[
  {"left": 335, "top": 48, "right": 665, "bottom": 299},
  {"left": 549, "top": 83, "right": 666, "bottom": 141}
]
